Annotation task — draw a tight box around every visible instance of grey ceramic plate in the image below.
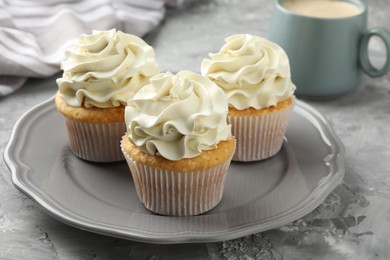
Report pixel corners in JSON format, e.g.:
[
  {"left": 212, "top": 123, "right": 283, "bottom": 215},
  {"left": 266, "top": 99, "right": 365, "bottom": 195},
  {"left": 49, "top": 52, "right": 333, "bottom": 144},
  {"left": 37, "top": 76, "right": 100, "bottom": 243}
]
[{"left": 5, "top": 97, "right": 345, "bottom": 244}]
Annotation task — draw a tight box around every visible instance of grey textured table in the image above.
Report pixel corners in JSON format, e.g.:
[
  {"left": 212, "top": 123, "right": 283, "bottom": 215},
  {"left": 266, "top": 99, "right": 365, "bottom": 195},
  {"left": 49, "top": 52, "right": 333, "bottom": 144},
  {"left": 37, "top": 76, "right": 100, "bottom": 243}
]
[{"left": 1, "top": 0, "right": 390, "bottom": 259}]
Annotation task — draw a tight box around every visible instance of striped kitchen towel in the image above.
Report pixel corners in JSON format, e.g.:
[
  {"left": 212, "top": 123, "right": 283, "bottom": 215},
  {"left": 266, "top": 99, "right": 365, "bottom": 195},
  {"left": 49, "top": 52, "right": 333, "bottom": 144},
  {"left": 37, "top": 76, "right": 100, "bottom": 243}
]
[{"left": 0, "top": 0, "right": 166, "bottom": 96}]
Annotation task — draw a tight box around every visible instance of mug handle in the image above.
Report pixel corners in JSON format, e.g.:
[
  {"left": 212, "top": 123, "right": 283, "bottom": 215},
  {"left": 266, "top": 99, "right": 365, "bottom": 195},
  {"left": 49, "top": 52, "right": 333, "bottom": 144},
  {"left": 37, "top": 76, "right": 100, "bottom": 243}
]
[{"left": 359, "top": 27, "right": 390, "bottom": 77}]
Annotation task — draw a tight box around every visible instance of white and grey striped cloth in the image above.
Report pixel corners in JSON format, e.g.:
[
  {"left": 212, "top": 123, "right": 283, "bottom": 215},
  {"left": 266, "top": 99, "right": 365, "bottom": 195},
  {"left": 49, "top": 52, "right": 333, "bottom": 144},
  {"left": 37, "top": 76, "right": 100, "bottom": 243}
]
[{"left": 0, "top": 0, "right": 167, "bottom": 96}]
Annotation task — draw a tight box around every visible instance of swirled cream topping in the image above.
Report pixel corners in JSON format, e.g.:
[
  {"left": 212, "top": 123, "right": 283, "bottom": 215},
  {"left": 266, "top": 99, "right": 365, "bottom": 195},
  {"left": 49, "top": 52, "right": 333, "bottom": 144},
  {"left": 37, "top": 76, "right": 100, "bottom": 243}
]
[
  {"left": 56, "top": 29, "right": 160, "bottom": 108},
  {"left": 201, "top": 34, "right": 296, "bottom": 110},
  {"left": 125, "top": 71, "right": 232, "bottom": 161}
]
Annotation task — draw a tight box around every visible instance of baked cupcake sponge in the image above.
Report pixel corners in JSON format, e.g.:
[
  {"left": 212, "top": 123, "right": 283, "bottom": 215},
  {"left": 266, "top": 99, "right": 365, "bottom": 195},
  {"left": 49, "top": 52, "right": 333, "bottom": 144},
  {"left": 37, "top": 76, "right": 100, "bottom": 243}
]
[
  {"left": 121, "top": 136, "right": 236, "bottom": 216},
  {"left": 228, "top": 97, "right": 294, "bottom": 161},
  {"left": 55, "top": 93, "right": 126, "bottom": 162}
]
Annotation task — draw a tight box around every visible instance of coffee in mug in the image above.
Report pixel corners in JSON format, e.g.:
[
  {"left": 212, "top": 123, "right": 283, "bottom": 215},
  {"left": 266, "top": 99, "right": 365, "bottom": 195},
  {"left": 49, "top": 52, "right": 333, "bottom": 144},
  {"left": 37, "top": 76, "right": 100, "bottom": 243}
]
[
  {"left": 283, "top": 0, "right": 361, "bottom": 18},
  {"left": 268, "top": 0, "right": 390, "bottom": 98}
]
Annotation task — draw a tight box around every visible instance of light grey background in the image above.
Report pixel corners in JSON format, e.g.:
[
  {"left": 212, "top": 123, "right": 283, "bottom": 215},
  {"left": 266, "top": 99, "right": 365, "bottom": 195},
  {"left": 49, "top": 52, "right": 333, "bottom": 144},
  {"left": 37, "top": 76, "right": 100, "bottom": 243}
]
[{"left": 1, "top": 0, "right": 390, "bottom": 259}]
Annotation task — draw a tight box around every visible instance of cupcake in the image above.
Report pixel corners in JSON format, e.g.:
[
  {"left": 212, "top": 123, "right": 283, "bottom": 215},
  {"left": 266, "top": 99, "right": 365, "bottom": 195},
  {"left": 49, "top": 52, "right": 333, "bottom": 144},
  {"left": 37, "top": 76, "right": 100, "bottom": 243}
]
[
  {"left": 121, "top": 71, "right": 235, "bottom": 216},
  {"left": 201, "top": 34, "right": 296, "bottom": 162},
  {"left": 55, "top": 29, "right": 160, "bottom": 162}
]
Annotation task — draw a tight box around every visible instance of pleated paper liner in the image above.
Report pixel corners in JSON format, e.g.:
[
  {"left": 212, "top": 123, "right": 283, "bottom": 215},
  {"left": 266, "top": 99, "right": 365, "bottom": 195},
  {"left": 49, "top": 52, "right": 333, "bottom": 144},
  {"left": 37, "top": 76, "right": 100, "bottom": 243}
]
[
  {"left": 228, "top": 100, "right": 294, "bottom": 162},
  {"left": 65, "top": 119, "right": 126, "bottom": 162},
  {"left": 121, "top": 142, "right": 234, "bottom": 216}
]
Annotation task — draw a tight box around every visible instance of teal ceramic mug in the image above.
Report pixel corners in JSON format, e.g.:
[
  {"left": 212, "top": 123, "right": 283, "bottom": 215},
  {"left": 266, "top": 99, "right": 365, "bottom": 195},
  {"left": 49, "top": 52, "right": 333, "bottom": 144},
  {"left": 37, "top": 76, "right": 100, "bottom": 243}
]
[{"left": 268, "top": 0, "right": 390, "bottom": 98}]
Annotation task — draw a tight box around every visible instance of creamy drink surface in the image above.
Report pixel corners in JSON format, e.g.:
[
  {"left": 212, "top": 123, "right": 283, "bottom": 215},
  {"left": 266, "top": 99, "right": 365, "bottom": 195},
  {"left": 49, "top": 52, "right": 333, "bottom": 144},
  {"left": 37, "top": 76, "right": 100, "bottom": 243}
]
[{"left": 282, "top": 0, "right": 362, "bottom": 18}]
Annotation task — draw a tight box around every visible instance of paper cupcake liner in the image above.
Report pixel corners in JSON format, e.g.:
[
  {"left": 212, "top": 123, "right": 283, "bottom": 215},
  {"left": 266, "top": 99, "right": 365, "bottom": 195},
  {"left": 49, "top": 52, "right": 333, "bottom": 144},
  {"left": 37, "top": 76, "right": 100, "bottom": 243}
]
[
  {"left": 228, "top": 103, "right": 294, "bottom": 162},
  {"left": 121, "top": 143, "right": 233, "bottom": 216},
  {"left": 65, "top": 119, "right": 126, "bottom": 162}
]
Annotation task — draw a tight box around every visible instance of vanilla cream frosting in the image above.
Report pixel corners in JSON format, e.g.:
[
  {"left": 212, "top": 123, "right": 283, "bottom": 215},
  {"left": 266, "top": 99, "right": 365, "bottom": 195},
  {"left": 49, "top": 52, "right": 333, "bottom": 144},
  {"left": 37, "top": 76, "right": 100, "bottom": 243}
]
[
  {"left": 201, "top": 34, "right": 296, "bottom": 110},
  {"left": 56, "top": 29, "right": 160, "bottom": 108},
  {"left": 125, "top": 71, "right": 232, "bottom": 161}
]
